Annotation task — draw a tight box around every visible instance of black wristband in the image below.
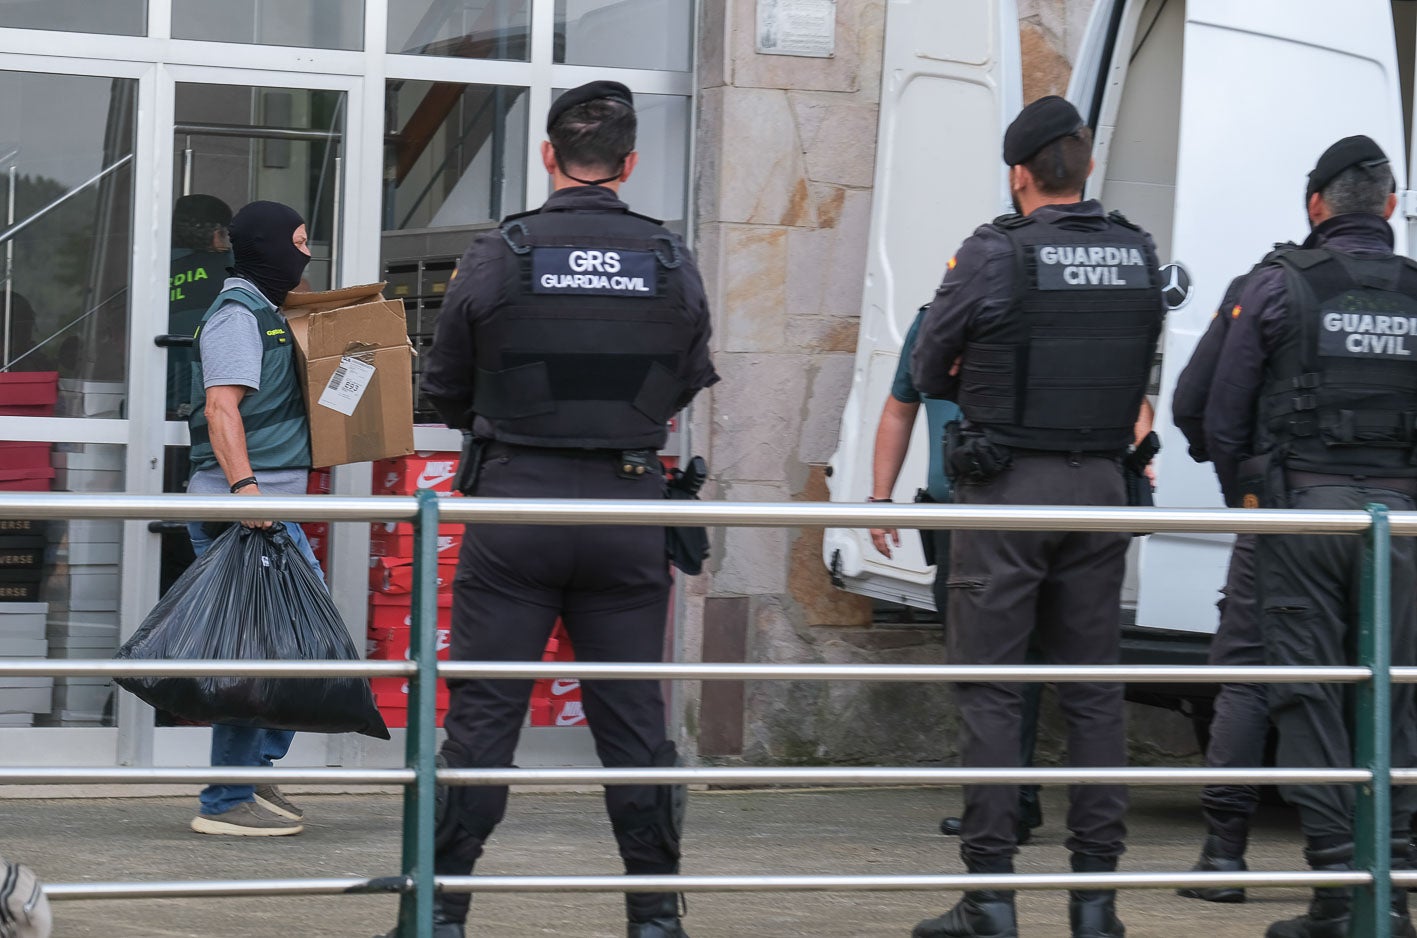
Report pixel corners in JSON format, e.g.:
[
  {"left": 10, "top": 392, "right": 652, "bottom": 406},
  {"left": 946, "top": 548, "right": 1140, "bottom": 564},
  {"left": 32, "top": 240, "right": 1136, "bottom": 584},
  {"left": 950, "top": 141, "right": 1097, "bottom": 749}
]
[{"left": 230, "top": 476, "right": 258, "bottom": 493}]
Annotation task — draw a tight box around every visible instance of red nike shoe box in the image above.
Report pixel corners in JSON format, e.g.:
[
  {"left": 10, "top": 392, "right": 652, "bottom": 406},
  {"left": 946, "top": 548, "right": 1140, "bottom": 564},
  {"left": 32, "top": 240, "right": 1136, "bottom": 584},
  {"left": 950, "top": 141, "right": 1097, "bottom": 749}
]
[
  {"left": 369, "top": 525, "right": 463, "bottom": 560},
  {"left": 373, "top": 451, "right": 461, "bottom": 495},
  {"left": 371, "top": 676, "right": 450, "bottom": 708},
  {"left": 368, "top": 590, "right": 453, "bottom": 629},
  {"left": 367, "top": 623, "right": 453, "bottom": 660},
  {"left": 307, "top": 468, "right": 332, "bottom": 495},
  {"left": 529, "top": 697, "right": 587, "bottom": 727},
  {"left": 369, "top": 555, "right": 457, "bottom": 594},
  {"left": 0, "top": 442, "right": 53, "bottom": 471},
  {"left": 0, "top": 372, "right": 58, "bottom": 417},
  {"left": 531, "top": 676, "right": 582, "bottom": 702}
]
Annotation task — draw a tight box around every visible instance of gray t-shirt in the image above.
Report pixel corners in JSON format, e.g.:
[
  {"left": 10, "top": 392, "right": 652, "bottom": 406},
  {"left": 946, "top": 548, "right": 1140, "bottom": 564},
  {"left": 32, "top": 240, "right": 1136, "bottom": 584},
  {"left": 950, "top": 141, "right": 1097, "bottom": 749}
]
[{"left": 189, "top": 277, "right": 308, "bottom": 495}]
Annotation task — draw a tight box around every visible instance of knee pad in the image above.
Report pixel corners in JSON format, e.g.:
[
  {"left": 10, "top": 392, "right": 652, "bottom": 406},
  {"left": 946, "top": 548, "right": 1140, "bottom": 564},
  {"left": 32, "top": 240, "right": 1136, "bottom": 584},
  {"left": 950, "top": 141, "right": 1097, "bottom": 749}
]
[{"left": 433, "top": 744, "right": 510, "bottom": 867}]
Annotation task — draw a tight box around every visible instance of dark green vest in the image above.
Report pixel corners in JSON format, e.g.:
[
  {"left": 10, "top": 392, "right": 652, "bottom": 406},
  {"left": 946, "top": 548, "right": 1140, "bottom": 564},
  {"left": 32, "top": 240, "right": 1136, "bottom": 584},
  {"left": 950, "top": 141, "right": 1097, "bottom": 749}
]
[{"left": 188, "top": 285, "right": 311, "bottom": 473}]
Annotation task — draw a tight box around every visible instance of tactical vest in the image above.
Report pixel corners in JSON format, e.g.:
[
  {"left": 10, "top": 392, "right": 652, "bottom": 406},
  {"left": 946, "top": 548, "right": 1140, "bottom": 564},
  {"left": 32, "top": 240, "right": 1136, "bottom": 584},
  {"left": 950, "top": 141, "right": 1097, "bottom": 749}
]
[
  {"left": 471, "top": 207, "right": 697, "bottom": 449},
  {"left": 167, "top": 249, "right": 231, "bottom": 419},
  {"left": 957, "top": 211, "right": 1164, "bottom": 453},
  {"left": 188, "top": 285, "right": 311, "bottom": 473},
  {"left": 1256, "top": 248, "right": 1417, "bottom": 476}
]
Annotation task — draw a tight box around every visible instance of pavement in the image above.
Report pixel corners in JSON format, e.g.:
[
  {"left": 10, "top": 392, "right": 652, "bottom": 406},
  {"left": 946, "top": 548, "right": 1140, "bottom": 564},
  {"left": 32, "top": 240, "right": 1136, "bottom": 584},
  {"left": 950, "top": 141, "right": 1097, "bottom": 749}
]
[{"left": 4, "top": 785, "right": 1315, "bottom": 937}]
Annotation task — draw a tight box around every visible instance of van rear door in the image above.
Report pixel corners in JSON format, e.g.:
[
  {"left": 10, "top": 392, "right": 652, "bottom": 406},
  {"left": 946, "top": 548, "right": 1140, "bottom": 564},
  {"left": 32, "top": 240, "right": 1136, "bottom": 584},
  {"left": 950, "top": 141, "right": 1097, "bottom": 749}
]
[
  {"left": 822, "top": 0, "right": 1021, "bottom": 608},
  {"left": 1136, "top": 0, "right": 1407, "bottom": 635}
]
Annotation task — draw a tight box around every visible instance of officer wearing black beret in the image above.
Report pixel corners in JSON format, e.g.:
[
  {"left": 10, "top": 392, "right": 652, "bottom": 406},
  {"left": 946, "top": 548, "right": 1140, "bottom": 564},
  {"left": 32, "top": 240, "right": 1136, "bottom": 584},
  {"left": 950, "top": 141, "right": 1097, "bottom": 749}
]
[
  {"left": 1205, "top": 135, "right": 1417, "bottom": 938},
  {"left": 381, "top": 80, "right": 719, "bottom": 938},
  {"left": 909, "top": 96, "right": 1165, "bottom": 938}
]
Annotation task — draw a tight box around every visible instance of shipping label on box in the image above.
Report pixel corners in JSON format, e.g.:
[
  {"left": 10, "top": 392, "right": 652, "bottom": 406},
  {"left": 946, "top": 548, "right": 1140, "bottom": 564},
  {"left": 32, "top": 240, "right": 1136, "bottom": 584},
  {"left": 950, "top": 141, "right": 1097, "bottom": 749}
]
[{"left": 282, "top": 283, "right": 415, "bottom": 468}]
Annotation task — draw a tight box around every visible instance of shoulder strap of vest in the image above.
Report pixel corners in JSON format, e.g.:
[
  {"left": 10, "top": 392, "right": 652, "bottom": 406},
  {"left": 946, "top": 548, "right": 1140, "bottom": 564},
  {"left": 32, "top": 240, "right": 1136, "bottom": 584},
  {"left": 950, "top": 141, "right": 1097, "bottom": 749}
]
[
  {"left": 210, "top": 286, "right": 275, "bottom": 317},
  {"left": 991, "top": 212, "right": 1032, "bottom": 230},
  {"left": 1106, "top": 209, "right": 1138, "bottom": 231}
]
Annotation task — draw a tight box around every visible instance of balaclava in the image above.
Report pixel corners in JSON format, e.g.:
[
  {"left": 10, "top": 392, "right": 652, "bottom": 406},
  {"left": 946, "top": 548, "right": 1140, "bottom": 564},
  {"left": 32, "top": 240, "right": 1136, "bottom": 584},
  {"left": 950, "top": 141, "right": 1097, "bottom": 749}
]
[{"left": 229, "top": 200, "right": 309, "bottom": 307}]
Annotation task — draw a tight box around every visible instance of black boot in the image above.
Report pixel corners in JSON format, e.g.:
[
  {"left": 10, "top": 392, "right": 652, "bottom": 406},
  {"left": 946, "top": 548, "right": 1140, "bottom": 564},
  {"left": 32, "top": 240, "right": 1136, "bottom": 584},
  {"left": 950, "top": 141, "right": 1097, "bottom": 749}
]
[
  {"left": 627, "top": 891, "right": 688, "bottom": 938},
  {"left": 375, "top": 904, "right": 466, "bottom": 938},
  {"left": 1392, "top": 841, "right": 1417, "bottom": 938},
  {"left": 1177, "top": 834, "right": 1247, "bottom": 903},
  {"left": 913, "top": 857, "right": 1017, "bottom": 938},
  {"left": 1266, "top": 844, "right": 1352, "bottom": 938},
  {"left": 1070, "top": 854, "right": 1124, "bottom": 938}
]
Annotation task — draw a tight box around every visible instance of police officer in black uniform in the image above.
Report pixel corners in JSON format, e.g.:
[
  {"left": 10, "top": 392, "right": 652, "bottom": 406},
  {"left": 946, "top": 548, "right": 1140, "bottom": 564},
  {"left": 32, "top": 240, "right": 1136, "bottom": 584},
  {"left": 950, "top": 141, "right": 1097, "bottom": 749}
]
[
  {"left": 909, "top": 96, "right": 1165, "bottom": 938},
  {"left": 1172, "top": 244, "right": 1304, "bottom": 904},
  {"left": 390, "top": 81, "right": 719, "bottom": 938},
  {"left": 1204, "top": 135, "right": 1417, "bottom": 938}
]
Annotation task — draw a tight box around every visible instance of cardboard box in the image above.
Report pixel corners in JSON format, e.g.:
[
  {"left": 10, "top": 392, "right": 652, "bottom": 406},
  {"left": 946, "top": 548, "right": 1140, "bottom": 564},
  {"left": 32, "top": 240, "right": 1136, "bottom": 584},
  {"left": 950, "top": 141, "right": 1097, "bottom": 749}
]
[
  {"left": 367, "top": 599, "right": 453, "bottom": 633},
  {"left": 366, "top": 625, "right": 452, "bottom": 661},
  {"left": 528, "top": 697, "right": 587, "bottom": 727},
  {"left": 370, "top": 528, "right": 462, "bottom": 560},
  {"left": 282, "top": 283, "right": 415, "bottom": 468},
  {"left": 0, "top": 372, "right": 57, "bottom": 417}
]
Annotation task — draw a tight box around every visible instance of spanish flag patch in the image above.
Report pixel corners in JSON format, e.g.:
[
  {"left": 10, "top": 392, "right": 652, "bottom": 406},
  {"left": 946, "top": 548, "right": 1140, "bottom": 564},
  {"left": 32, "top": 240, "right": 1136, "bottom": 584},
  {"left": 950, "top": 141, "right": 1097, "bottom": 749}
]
[
  {"left": 1231, "top": 304, "right": 1242, "bottom": 319},
  {"left": 947, "top": 256, "right": 957, "bottom": 271}
]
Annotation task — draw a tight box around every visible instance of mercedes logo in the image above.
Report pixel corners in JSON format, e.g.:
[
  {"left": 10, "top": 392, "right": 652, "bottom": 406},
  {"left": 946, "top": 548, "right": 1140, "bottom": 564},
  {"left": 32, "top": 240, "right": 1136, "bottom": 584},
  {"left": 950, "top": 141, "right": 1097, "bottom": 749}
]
[{"left": 1160, "top": 262, "right": 1192, "bottom": 311}]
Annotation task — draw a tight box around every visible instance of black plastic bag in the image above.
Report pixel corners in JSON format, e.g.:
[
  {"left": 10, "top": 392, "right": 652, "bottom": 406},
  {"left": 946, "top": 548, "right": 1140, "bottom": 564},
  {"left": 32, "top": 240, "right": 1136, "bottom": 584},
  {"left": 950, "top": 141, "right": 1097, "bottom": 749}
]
[{"left": 116, "top": 525, "right": 389, "bottom": 739}]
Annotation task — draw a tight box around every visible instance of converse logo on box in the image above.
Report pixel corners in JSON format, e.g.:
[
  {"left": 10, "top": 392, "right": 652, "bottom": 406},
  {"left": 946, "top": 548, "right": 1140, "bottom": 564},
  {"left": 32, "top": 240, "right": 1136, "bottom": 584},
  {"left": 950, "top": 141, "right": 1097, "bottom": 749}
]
[{"left": 417, "top": 462, "right": 458, "bottom": 489}]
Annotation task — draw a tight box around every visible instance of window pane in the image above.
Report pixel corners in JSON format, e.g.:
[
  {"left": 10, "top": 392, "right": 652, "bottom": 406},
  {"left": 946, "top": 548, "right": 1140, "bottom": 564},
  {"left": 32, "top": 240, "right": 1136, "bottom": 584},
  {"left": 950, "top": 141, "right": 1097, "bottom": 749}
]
[
  {"left": 549, "top": 89, "right": 690, "bottom": 233},
  {"left": 175, "top": 84, "right": 346, "bottom": 295},
  {"left": 0, "top": 1, "right": 144, "bottom": 36},
  {"left": 173, "top": 0, "right": 364, "bottom": 50},
  {"left": 0, "top": 72, "right": 136, "bottom": 416},
  {"left": 0, "top": 441, "right": 125, "bottom": 728},
  {"left": 383, "top": 81, "right": 528, "bottom": 230},
  {"left": 555, "top": 0, "right": 691, "bottom": 71},
  {"left": 383, "top": 81, "right": 527, "bottom": 424},
  {"left": 388, "top": 0, "right": 531, "bottom": 60}
]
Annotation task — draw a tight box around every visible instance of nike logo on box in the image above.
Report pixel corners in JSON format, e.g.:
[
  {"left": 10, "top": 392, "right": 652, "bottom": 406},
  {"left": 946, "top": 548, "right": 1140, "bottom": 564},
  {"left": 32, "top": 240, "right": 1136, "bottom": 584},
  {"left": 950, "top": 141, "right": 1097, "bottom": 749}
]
[
  {"left": 550, "top": 679, "right": 579, "bottom": 695},
  {"left": 417, "top": 462, "right": 458, "bottom": 488},
  {"left": 555, "top": 701, "right": 586, "bottom": 726}
]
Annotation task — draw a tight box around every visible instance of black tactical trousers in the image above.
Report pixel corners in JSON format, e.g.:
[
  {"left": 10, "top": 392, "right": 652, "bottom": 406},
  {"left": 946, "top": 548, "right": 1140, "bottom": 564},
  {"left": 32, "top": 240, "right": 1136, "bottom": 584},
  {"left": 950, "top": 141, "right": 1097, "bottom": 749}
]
[
  {"left": 437, "top": 443, "right": 679, "bottom": 918},
  {"left": 948, "top": 453, "right": 1130, "bottom": 865},
  {"left": 1259, "top": 484, "right": 1417, "bottom": 845},
  {"left": 1200, "top": 534, "right": 1270, "bottom": 840}
]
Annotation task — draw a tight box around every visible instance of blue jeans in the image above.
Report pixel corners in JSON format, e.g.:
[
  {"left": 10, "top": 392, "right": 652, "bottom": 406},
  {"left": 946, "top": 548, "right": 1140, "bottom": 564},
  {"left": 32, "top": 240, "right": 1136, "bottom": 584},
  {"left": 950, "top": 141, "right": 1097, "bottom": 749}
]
[{"left": 187, "top": 521, "right": 324, "bottom": 816}]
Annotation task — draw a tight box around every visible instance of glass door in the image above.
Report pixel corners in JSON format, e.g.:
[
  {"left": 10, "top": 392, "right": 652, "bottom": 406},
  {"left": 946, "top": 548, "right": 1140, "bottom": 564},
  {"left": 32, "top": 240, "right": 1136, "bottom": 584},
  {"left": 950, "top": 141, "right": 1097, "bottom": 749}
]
[{"left": 156, "top": 78, "right": 349, "bottom": 597}]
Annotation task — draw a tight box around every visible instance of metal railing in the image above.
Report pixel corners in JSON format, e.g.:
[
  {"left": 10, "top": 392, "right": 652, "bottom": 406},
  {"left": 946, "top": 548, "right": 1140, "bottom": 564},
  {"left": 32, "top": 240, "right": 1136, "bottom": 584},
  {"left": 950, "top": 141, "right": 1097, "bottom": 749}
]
[{"left": 0, "top": 491, "right": 1409, "bottom": 936}]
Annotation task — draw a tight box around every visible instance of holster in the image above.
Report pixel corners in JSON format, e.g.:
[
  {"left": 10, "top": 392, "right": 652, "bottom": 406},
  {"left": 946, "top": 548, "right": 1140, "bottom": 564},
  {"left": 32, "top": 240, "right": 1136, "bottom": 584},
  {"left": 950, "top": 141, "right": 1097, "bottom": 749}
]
[
  {"left": 665, "top": 456, "right": 710, "bottom": 575},
  {"left": 944, "top": 422, "right": 1014, "bottom": 485},
  {"left": 1235, "top": 451, "right": 1285, "bottom": 509},
  {"left": 453, "top": 432, "right": 487, "bottom": 496},
  {"left": 914, "top": 488, "right": 939, "bottom": 567},
  {"left": 1122, "top": 430, "right": 1160, "bottom": 509}
]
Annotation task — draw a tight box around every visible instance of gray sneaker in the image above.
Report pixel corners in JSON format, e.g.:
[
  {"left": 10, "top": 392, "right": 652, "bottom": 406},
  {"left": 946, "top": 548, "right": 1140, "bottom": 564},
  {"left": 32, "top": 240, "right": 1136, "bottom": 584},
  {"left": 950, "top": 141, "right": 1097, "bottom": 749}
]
[
  {"left": 190, "top": 800, "right": 303, "bottom": 837},
  {"left": 255, "top": 784, "right": 304, "bottom": 821}
]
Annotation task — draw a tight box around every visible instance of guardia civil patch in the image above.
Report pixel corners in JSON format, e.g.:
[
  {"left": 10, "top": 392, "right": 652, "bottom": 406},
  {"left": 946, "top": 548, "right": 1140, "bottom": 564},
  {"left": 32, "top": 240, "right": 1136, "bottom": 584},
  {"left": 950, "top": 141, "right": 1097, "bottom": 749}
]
[
  {"left": 1034, "top": 244, "right": 1149, "bottom": 290},
  {"left": 531, "top": 248, "right": 658, "bottom": 297},
  {"left": 1318, "top": 309, "right": 1417, "bottom": 360}
]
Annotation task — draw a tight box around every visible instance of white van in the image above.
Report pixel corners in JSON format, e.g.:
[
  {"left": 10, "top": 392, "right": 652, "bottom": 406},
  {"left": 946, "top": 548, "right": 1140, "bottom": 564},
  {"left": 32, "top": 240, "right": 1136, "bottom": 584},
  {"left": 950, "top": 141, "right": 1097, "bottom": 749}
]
[{"left": 824, "top": 0, "right": 1417, "bottom": 719}]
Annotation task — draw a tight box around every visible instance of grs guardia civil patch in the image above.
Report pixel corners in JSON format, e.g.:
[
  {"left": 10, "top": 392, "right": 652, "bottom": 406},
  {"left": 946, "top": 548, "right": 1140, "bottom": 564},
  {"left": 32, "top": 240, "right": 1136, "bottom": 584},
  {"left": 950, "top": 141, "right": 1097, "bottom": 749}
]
[{"left": 531, "top": 248, "right": 659, "bottom": 297}]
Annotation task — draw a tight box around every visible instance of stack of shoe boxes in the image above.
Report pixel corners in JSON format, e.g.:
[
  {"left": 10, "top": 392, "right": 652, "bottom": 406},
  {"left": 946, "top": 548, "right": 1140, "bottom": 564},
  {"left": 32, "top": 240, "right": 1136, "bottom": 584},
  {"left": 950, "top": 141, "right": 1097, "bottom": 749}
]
[
  {"left": 55, "top": 378, "right": 124, "bottom": 420},
  {"left": 0, "top": 370, "right": 60, "bottom": 728},
  {"left": 527, "top": 623, "right": 586, "bottom": 727},
  {"left": 303, "top": 468, "right": 332, "bottom": 572},
  {"left": 366, "top": 452, "right": 461, "bottom": 727},
  {"left": 0, "top": 517, "right": 51, "bottom": 726},
  {"left": 42, "top": 446, "right": 122, "bottom": 727}
]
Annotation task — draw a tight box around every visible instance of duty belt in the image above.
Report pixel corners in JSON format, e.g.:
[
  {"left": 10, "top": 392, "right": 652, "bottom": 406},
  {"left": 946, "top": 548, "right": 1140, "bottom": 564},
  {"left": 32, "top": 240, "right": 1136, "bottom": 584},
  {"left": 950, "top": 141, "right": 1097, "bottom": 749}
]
[{"left": 1286, "top": 469, "right": 1417, "bottom": 495}]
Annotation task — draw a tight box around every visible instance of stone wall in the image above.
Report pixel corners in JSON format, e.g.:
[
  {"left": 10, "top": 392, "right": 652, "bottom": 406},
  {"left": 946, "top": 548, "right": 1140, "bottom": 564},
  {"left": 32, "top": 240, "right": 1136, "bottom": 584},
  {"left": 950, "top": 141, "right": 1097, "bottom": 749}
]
[{"left": 686, "top": 0, "right": 1199, "bottom": 768}]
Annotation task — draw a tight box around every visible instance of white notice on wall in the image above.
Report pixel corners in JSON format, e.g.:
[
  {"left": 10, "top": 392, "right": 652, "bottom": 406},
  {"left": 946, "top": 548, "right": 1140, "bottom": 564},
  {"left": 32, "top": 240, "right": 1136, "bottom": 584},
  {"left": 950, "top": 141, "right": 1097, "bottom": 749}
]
[
  {"left": 317, "top": 356, "right": 376, "bottom": 416},
  {"left": 757, "top": 0, "right": 836, "bottom": 58}
]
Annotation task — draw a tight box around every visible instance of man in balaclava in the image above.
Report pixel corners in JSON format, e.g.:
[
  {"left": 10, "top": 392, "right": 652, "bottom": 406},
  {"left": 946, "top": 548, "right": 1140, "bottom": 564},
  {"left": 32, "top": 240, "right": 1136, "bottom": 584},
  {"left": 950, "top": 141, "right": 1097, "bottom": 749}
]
[{"left": 183, "top": 200, "right": 322, "bottom": 837}]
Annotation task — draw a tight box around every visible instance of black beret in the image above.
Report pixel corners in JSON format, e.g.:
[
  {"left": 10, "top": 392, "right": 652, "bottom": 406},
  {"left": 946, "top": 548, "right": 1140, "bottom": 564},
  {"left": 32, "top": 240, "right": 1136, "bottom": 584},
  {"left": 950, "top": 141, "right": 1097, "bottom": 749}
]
[
  {"left": 1003, "top": 95, "right": 1086, "bottom": 166},
  {"left": 547, "top": 80, "right": 635, "bottom": 134},
  {"left": 1307, "top": 134, "right": 1391, "bottom": 200}
]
